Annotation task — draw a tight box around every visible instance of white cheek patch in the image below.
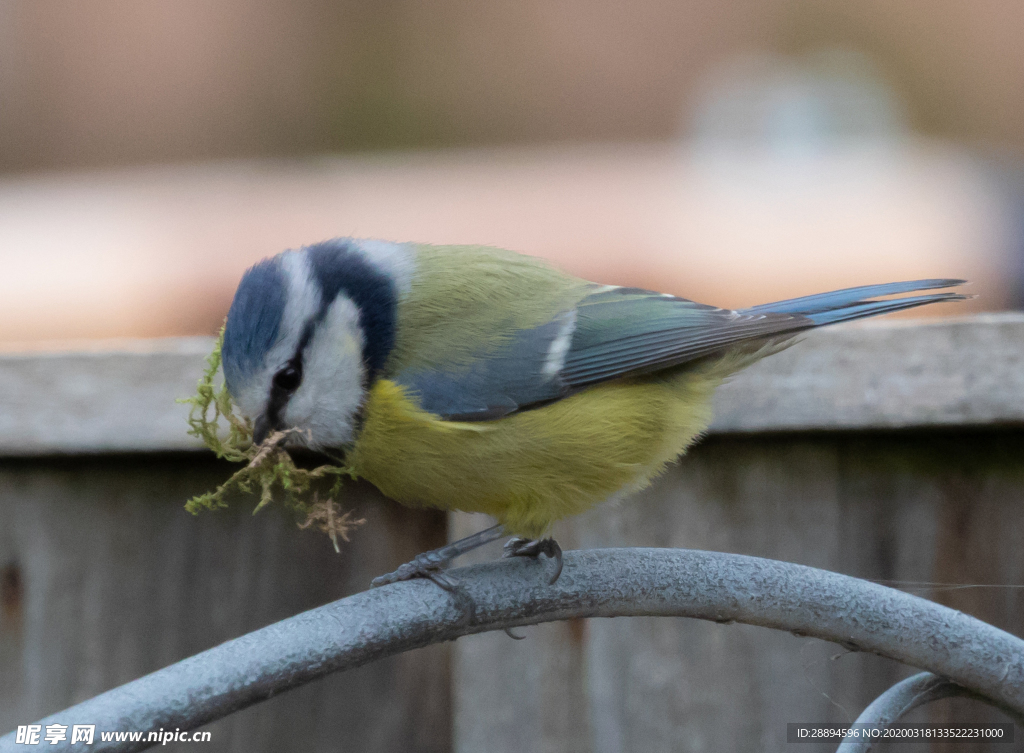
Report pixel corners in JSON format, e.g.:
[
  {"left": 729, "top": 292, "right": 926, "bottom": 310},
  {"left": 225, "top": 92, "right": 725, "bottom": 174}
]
[{"left": 283, "top": 295, "right": 367, "bottom": 450}]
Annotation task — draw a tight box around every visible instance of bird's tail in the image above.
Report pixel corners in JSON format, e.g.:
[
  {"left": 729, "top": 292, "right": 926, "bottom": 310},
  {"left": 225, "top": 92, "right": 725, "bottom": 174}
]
[{"left": 740, "top": 279, "right": 971, "bottom": 325}]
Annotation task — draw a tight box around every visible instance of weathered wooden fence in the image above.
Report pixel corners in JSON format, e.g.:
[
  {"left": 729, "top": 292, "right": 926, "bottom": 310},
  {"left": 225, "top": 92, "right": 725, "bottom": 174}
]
[{"left": 2, "top": 315, "right": 1023, "bottom": 752}]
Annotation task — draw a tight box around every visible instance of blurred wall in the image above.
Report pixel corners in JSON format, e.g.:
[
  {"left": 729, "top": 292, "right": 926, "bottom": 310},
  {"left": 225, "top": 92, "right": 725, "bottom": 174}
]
[
  {"left": 0, "top": 0, "right": 1020, "bottom": 342},
  {"left": 0, "top": 145, "right": 1001, "bottom": 343},
  {"left": 2, "top": 0, "right": 1024, "bottom": 173},
  {"left": 781, "top": 0, "right": 1024, "bottom": 148}
]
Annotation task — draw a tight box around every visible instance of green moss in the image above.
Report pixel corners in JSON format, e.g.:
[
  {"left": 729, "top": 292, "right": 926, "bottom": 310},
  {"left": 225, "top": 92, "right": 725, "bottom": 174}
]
[{"left": 178, "top": 329, "right": 364, "bottom": 551}]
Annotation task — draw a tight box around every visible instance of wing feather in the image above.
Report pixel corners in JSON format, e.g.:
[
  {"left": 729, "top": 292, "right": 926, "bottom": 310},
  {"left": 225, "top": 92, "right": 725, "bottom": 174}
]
[{"left": 393, "top": 279, "right": 967, "bottom": 421}]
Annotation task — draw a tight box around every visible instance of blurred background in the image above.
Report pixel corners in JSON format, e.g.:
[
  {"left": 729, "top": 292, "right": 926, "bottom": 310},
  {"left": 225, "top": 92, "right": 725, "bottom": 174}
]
[{"left": 1, "top": 0, "right": 1022, "bottom": 344}]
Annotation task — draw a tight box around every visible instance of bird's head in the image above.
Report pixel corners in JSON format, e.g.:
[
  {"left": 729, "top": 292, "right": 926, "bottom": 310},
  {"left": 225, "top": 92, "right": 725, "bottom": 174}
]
[{"left": 221, "top": 238, "right": 412, "bottom": 450}]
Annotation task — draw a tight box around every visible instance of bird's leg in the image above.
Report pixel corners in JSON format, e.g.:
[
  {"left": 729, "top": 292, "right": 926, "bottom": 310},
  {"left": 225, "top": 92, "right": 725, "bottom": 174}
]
[
  {"left": 371, "top": 523, "right": 507, "bottom": 590},
  {"left": 503, "top": 537, "right": 563, "bottom": 584}
]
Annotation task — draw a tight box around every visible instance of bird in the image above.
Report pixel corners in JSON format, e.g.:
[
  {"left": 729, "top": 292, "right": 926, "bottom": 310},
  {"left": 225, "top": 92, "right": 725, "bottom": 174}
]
[{"left": 220, "top": 237, "right": 967, "bottom": 588}]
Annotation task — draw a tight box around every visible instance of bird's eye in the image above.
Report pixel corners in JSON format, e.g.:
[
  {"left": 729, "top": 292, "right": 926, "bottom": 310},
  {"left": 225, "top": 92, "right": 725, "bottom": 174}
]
[{"left": 273, "top": 364, "right": 302, "bottom": 392}]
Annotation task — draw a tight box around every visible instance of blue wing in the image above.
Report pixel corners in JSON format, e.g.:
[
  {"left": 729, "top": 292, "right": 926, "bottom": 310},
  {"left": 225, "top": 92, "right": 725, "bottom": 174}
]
[
  {"left": 392, "top": 310, "right": 577, "bottom": 420},
  {"left": 393, "top": 280, "right": 967, "bottom": 421}
]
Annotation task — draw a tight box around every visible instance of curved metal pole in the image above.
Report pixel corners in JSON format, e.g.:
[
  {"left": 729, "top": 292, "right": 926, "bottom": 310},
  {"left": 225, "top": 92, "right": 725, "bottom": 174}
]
[
  {"left": 835, "top": 672, "right": 988, "bottom": 753},
  {"left": 2, "top": 548, "right": 1023, "bottom": 753}
]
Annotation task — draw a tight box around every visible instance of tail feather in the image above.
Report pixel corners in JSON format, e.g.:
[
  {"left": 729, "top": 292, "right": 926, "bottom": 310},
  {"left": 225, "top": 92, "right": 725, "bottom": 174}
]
[
  {"left": 798, "top": 291, "right": 971, "bottom": 326},
  {"left": 741, "top": 279, "right": 967, "bottom": 317}
]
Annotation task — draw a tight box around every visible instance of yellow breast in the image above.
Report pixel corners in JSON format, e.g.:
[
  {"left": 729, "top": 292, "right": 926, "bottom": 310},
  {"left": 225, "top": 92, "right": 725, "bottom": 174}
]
[{"left": 348, "top": 362, "right": 730, "bottom": 538}]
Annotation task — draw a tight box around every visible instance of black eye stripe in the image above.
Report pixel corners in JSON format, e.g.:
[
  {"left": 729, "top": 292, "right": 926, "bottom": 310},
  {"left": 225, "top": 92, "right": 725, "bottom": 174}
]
[
  {"left": 273, "top": 363, "right": 302, "bottom": 392},
  {"left": 262, "top": 319, "right": 315, "bottom": 434}
]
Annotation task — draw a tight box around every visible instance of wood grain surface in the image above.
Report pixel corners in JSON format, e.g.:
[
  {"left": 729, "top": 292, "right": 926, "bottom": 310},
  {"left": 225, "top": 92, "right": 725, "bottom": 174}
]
[
  {"left": 452, "top": 431, "right": 1024, "bottom": 753},
  {"left": 0, "top": 457, "right": 449, "bottom": 752}
]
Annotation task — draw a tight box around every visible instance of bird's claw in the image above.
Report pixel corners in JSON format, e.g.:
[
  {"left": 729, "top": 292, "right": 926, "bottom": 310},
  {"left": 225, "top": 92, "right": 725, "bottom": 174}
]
[
  {"left": 372, "top": 524, "right": 508, "bottom": 592},
  {"left": 503, "top": 537, "right": 563, "bottom": 584},
  {"left": 370, "top": 552, "right": 460, "bottom": 591}
]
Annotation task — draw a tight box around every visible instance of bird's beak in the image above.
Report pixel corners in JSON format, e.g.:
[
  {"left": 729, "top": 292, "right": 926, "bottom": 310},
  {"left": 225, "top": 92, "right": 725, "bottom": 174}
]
[{"left": 253, "top": 414, "right": 271, "bottom": 445}]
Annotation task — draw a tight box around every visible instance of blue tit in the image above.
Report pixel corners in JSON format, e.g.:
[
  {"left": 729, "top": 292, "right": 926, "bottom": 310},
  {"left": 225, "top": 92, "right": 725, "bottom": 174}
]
[{"left": 220, "top": 237, "right": 966, "bottom": 586}]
